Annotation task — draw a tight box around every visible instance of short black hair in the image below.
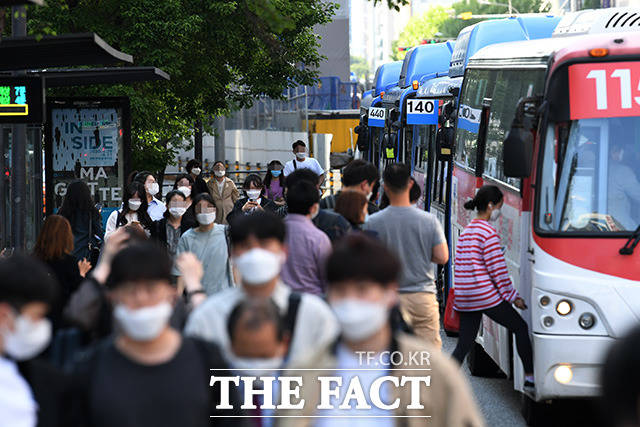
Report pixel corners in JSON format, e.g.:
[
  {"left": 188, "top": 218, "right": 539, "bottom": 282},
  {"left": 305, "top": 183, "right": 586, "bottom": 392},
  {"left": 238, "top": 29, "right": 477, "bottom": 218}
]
[
  {"left": 227, "top": 297, "right": 286, "bottom": 342},
  {"left": 463, "top": 185, "right": 503, "bottom": 212},
  {"left": 163, "top": 190, "right": 187, "bottom": 219},
  {"left": 327, "top": 234, "right": 400, "bottom": 287},
  {"left": 0, "top": 254, "right": 58, "bottom": 309},
  {"left": 285, "top": 168, "right": 319, "bottom": 189},
  {"left": 134, "top": 170, "right": 154, "bottom": 184},
  {"left": 229, "top": 211, "right": 286, "bottom": 244},
  {"left": 601, "top": 325, "right": 640, "bottom": 427},
  {"left": 173, "top": 173, "right": 194, "bottom": 189},
  {"left": 409, "top": 177, "right": 421, "bottom": 204},
  {"left": 212, "top": 161, "right": 225, "bottom": 169},
  {"left": 382, "top": 163, "right": 411, "bottom": 193},
  {"left": 193, "top": 192, "right": 215, "bottom": 207},
  {"left": 292, "top": 140, "right": 306, "bottom": 151},
  {"left": 186, "top": 159, "right": 201, "bottom": 173},
  {"left": 106, "top": 243, "right": 173, "bottom": 289},
  {"left": 243, "top": 173, "right": 263, "bottom": 190},
  {"left": 286, "top": 180, "right": 319, "bottom": 215},
  {"left": 343, "top": 160, "right": 379, "bottom": 187}
]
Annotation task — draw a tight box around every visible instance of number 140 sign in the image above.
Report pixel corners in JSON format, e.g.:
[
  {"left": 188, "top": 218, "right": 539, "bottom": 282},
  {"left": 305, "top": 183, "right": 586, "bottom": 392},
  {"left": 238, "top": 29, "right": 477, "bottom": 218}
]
[{"left": 569, "top": 61, "right": 640, "bottom": 120}]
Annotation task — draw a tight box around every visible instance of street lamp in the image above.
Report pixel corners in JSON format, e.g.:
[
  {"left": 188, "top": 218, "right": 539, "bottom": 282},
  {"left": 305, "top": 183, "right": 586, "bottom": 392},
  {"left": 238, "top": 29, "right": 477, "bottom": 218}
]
[{"left": 478, "top": 0, "right": 520, "bottom": 14}]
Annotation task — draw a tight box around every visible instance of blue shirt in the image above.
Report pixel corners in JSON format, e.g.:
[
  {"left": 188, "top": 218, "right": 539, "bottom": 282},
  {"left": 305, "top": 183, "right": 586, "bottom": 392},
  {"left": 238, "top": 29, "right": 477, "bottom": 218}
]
[{"left": 147, "top": 198, "right": 166, "bottom": 221}]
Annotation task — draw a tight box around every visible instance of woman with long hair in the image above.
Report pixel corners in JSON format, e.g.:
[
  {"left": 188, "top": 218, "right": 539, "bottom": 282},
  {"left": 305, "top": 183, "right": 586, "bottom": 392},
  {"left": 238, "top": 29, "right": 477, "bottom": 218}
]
[
  {"left": 104, "top": 182, "right": 153, "bottom": 240},
  {"left": 172, "top": 173, "right": 198, "bottom": 229},
  {"left": 34, "top": 214, "right": 91, "bottom": 328},
  {"left": 335, "top": 189, "right": 368, "bottom": 230},
  {"left": 153, "top": 190, "right": 192, "bottom": 258},
  {"left": 58, "top": 180, "right": 103, "bottom": 262},
  {"left": 264, "top": 160, "right": 285, "bottom": 205},
  {"left": 452, "top": 185, "right": 535, "bottom": 391}
]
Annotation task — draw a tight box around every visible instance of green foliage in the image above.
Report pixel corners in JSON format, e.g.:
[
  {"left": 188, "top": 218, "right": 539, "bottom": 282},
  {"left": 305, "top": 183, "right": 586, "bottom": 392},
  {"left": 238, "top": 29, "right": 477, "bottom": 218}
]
[
  {"left": 26, "top": 0, "right": 336, "bottom": 175},
  {"left": 370, "top": 0, "right": 409, "bottom": 12},
  {"left": 391, "top": 6, "right": 450, "bottom": 60},
  {"left": 350, "top": 56, "right": 370, "bottom": 81}
]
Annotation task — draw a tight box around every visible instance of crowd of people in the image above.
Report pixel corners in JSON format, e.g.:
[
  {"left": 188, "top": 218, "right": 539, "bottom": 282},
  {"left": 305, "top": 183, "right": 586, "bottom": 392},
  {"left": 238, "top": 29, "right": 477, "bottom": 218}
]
[{"left": 1, "top": 139, "right": 638, "bottom": 427}]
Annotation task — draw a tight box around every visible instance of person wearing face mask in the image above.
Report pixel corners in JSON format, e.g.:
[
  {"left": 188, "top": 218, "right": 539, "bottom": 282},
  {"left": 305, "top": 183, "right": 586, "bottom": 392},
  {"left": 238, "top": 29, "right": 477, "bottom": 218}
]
[
  {"left": 173, "top": 193, "right": 233, "bottom": 295},
  {"left": 186, "top": 211, "right": 338, "bottom": 366},
  {"left": 134, "top": 171, "right": 166, "bottom": 221},
  {"left": 452, "top": 185, "right": 534, "bottom": 391},
  {"left": 171, "top": 174, "right": 198, "bottom": 230},
  {"left": 186, "top": 159, "right": 210, "bottom": 199},
  {"left": 228, "top": 174, "right": 279, "bottom": 222},
  {"left": 280, "top": 180, "right": 332, "bottom": 296},
  {"left": 105, "top": 182, "right": 154, "bottom": 240},
  {"left": 207, "top": 161, "right": 239, "bottom": 225},
  {"left": 319, "top": 159, "right": 379, "bottom": 215},
  {"left": 275, "top": 235, "right": 484, "bottom": 427},
  {"left": 0, "top": 254, "right": 63, "bottom": 427},
  {"left": 70, "top": 243, "right": 242, "bottom": 427},
  {"left": 282, "top": 140, "right": 325, "bottom": 182},
  {"left": 364, "top": 163, "right": 449, "bottom": 349},
  {"left": 264, "top": 160, "right": 286, "bottom": 205},
  {"left": 152, "top": 190, "right": 193, "bottom": 258}
]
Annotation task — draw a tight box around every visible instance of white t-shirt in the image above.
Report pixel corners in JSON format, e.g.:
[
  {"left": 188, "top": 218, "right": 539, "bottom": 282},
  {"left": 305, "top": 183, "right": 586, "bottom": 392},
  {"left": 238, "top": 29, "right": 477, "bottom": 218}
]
[
  {"left": 0, "top": 356, "right": 37, "bottom": 427},
  {"left": 283, "top": 157, "right": 324, "bottom": 177},
  {"left": 105, "top": 209, "right": 140, "bottom": 240}
]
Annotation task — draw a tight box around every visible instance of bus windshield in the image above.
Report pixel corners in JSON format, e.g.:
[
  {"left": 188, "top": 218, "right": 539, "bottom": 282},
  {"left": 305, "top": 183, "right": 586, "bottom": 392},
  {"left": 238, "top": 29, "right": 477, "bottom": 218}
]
[{"left": 538, "top": 117, "right": 640, "bottom": 233}]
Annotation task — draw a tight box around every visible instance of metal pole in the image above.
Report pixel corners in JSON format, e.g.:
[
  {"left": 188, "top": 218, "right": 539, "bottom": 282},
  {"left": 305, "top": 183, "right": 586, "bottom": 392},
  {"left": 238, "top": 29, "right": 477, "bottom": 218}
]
[
  {"left": 305, "top": 85, "right": 309, "bottom": 138},
  {"left": 11, "top": 5, "right": 27, "bottom": 251},
  {"left": 214, "top": 116, "right": 226, "bottom": 163}
]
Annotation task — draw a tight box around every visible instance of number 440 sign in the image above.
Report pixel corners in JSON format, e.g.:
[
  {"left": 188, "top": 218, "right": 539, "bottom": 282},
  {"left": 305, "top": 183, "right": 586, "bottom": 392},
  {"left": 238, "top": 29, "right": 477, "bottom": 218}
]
[{"left": 569, "top": 61, "right": 640, "bottom": 120}]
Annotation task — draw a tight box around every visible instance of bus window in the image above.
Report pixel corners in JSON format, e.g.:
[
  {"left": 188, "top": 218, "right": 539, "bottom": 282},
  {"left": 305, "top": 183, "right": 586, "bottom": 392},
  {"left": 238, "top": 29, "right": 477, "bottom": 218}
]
[
  {"left": 484, "top": 69, "right": 545, "bottom": 189},
  {"left": 455, "top": 69, "right": 493, "bottom": 171},
  {"left": 538, "top": 117, "right": 640, "bottom": 233}
]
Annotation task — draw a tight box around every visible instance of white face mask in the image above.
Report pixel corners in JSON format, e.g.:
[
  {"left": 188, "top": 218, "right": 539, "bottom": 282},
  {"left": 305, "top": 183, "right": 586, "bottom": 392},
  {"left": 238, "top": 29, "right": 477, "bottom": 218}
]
[
  {"left": 192, "top": 167, "right": 202, "bottom": 175},
  {"left": 230, "top": 355, "right": 284, "bottom": 378},
  {"left": 128, "top": 199, "right": 142, "bottom": 211},
  {"left": 310, "top": 204, "right": 319, "bottom": 220},
  {"left": 146, "top": 182, "right": 159, "bottom": 196},
  {"left": 331, "top": 298, "right": 388, "bottom": 342},
  {"left": 169, "top": 206, "right": 187, "bottom": 218},
  {"left": 177, "top": 186, "right": 191, "bottom": 198},
  {"left": 234, "top": 248, "right": 283, "bottom": 286},
  {"left": 2, "top": 314, "right": 52, "bottom": 361},
  {"left": 113, "top": 302, "right": 172, "bottom": 341},
  {"left": 295, "top": 151, "right": 306, "bottom": 160},
  {"left": 246, "top": 189, "right": 261, "bottom": 201},
  {"left": 214, "top": 170, "right": 225, "bottom": 178},
  {"left": 196, "top": 212, "right": 216, "bottom": 225},
  {"left": 490, "top": 207, "right": 502, "bottom": 222}
]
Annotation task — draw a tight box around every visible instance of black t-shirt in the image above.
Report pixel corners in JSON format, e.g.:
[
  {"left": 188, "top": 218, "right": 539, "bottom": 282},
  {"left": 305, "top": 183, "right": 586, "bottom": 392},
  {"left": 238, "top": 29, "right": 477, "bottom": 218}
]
[{"left": 74, "top": 337, "right": 241, "bottom": 427}]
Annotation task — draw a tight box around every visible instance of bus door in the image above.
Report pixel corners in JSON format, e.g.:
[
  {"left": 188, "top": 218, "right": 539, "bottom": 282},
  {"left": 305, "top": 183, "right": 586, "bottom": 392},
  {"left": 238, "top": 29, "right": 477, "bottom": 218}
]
[{"left": 368, "top": 105, "right": 386, "bottom": 171}]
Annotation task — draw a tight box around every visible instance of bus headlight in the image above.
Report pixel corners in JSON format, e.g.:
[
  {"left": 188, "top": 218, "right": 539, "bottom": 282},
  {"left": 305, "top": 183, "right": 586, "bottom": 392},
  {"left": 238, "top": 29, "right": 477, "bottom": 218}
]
[
  {"left": 556, "top": 300, "right": 573, "bottom": 316},
  {"left": 579, "top": 312, "right": 596, "bottom": 329},
  {"left": 554, "top": 365, "right": 573, "bottom": 384}
]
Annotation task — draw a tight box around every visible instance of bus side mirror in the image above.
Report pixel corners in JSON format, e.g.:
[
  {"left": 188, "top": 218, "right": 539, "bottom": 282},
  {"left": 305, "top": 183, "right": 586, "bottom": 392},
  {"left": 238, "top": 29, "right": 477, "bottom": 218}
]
[{"left": 503, "top": 123, "right": 533, "bottom": 178}]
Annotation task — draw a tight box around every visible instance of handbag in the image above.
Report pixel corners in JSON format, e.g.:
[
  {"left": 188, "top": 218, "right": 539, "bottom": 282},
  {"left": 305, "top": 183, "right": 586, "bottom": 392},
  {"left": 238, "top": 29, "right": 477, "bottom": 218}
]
[{"left": 443, "top": 287, "right": 460, "bottom": 333}]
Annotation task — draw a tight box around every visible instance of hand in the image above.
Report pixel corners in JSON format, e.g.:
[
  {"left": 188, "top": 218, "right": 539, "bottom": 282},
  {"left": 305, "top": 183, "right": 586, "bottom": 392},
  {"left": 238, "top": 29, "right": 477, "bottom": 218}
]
[
  {"left": 242, "top": 200, "right": 259, "bottom": 212},
  {"left": 514, "top": 298, "right": 527, "bottom": 310},
  {"left": 92, "top": 228, "right": 129, "bottom": 284},
  {"left": 176, "top": 252, "right": 204, "bottom": 293},
  {"left": 77, "top": 258, "right": 92, "bottom": 278}
]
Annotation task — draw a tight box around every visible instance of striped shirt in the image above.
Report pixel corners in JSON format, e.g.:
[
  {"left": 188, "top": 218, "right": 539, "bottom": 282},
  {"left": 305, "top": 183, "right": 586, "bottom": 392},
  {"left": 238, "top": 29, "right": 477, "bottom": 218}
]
[{"left": 453, "top": 219, "right": 519, "bottom": 311}]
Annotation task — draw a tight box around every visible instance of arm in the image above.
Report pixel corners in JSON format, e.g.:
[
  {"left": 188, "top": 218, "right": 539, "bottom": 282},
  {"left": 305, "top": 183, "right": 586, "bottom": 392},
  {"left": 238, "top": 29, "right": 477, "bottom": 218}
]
[
  {"left": 171, "top": 234, "right": 189, "bottom": 277},
  {"left": 483, "top": 233, "right": 519, "bottom": 302},
  {"left": 92, "top": 210, "right": 104, "bottom": 239},
  {"left": 230, "top": 181, "right": 240, "bottom": 204},
  {"left": 430, "top": 218, "right": 449, "bottom": 264},
  {"left": 103, "top": 210, "right": 118, "bottom": 241}
]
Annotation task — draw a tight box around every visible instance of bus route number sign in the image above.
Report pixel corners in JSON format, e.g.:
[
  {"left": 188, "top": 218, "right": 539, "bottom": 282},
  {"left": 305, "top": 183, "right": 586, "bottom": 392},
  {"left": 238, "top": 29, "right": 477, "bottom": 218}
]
[
  {"left": 0, "top": 77, "right": 45, "bottom": 124},
  {"left": 406, "top": 99, "right": 438, "bottom": 125},
  {"left": 569, "top": 61, "right": 640, "bottom": 120},
  {"left": 368, "top": 107, "right": 386, "bottom": 128}
]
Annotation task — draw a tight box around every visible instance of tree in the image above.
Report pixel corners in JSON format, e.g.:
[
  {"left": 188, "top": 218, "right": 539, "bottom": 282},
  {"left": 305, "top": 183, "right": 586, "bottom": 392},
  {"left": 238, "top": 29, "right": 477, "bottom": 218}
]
[
  {"left": 351, "top": 56, "right": 370, "bottom": 82},
  {"left": 391, "top": 6, "right": 450, "bottom": 61},
  {"left": 25, "top": 0, "right": 337, "bottom": 177}
]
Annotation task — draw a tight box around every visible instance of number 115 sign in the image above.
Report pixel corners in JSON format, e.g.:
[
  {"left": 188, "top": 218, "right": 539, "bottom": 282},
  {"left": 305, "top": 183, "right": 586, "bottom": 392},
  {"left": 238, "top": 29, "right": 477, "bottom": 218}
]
[{"left": 569, "top": 61, "right": 640, "bottom": 120}]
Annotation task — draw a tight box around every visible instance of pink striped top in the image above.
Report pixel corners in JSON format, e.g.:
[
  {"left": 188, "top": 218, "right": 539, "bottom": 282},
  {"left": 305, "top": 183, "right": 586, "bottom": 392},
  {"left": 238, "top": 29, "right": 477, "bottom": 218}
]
[{"left": 453, "top": 219, "right": 519, "bottom": 311}]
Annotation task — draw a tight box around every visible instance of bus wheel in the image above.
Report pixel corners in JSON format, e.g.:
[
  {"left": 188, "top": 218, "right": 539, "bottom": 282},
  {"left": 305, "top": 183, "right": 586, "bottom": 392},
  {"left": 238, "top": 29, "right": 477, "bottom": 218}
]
[
  {"left": 467, "top": 342, "right": 502, "bottom": 377},
  {"left": 521, "top": 394, "right": 551, "bottom": 426}
]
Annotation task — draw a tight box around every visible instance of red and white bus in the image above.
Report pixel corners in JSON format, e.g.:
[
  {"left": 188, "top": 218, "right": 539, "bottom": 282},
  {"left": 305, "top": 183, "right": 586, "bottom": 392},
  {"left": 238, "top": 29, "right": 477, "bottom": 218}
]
[{"left": 451, "top": 30, "right": 640, "bottom": 418}]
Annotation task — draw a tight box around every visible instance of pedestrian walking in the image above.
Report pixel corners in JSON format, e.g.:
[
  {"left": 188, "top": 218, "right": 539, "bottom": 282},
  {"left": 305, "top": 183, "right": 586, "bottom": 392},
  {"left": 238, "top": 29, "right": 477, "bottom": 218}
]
[
  {"left": 282, "top": 140, "right": 324, "bottom": 181},
  {"left": 185, "top": 211, "right": 338, "bottom": 365},
  {"left": 133, "top": 171, "right": 166, "bottom": 221},
  {"left": 275, "top": 234, "right": 484, "bottom": 427},
  {"left": 33, "top": 215, "right": 91, "bottom": 330},
  {"left": 105, "top": 182, "right": 154, "bottom": 240},
  {"left": 152, "top": 190, "right": 192, "bottom": 258},
  {"left": 69, "top": 243, "right": 242, "bottom": 427},
  {"left": 207, "top": 161, "right": 239, "bottom": 225},
  {"left": 58, "top": 180, "right": 103, "bottom": 262},
  {"left": 173, "top": 193, "right": 233, "bottom": 295},
  {"left": 186, "top": 159, "right": 209, "bottom": 198},
  {"left": 280, "top": 179, "right": 332, "bottom": 296},
  {"left": 172, "top": 173, "right": 198, "bottom": 229},
  {"left": 264, "top": 160, "right": 285, "bottom": 205},
  {"left": 320, "top": 159, "right": 379, "bottom": 215},
  {"left": 451, "top": 185, "right": 534, "bottom": 389},
  {"left": 364, "top": 163, "right": 449, "bottom": 349},
  {"left": 228, "top": 174, "right": 279, "bottom": 221}
]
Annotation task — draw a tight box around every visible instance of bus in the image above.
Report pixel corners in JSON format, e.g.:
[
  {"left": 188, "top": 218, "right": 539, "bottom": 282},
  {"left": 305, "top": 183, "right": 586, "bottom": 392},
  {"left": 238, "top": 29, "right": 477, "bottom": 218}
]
[{"left": 452, "top": 29, "right": 640, "bottom": 422}]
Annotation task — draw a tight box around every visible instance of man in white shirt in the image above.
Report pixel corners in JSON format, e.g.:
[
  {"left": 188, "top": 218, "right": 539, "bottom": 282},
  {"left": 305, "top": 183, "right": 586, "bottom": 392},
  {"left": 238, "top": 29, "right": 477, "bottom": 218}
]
[
  {"left": 0, "top": 254, "right": 57, "bottom": 427},
  {"left": 283, "top": 140, "right": 325, "bottom": 183},
  {"left": 185, "top": 211, "right": 339, "bottom": 365}
]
